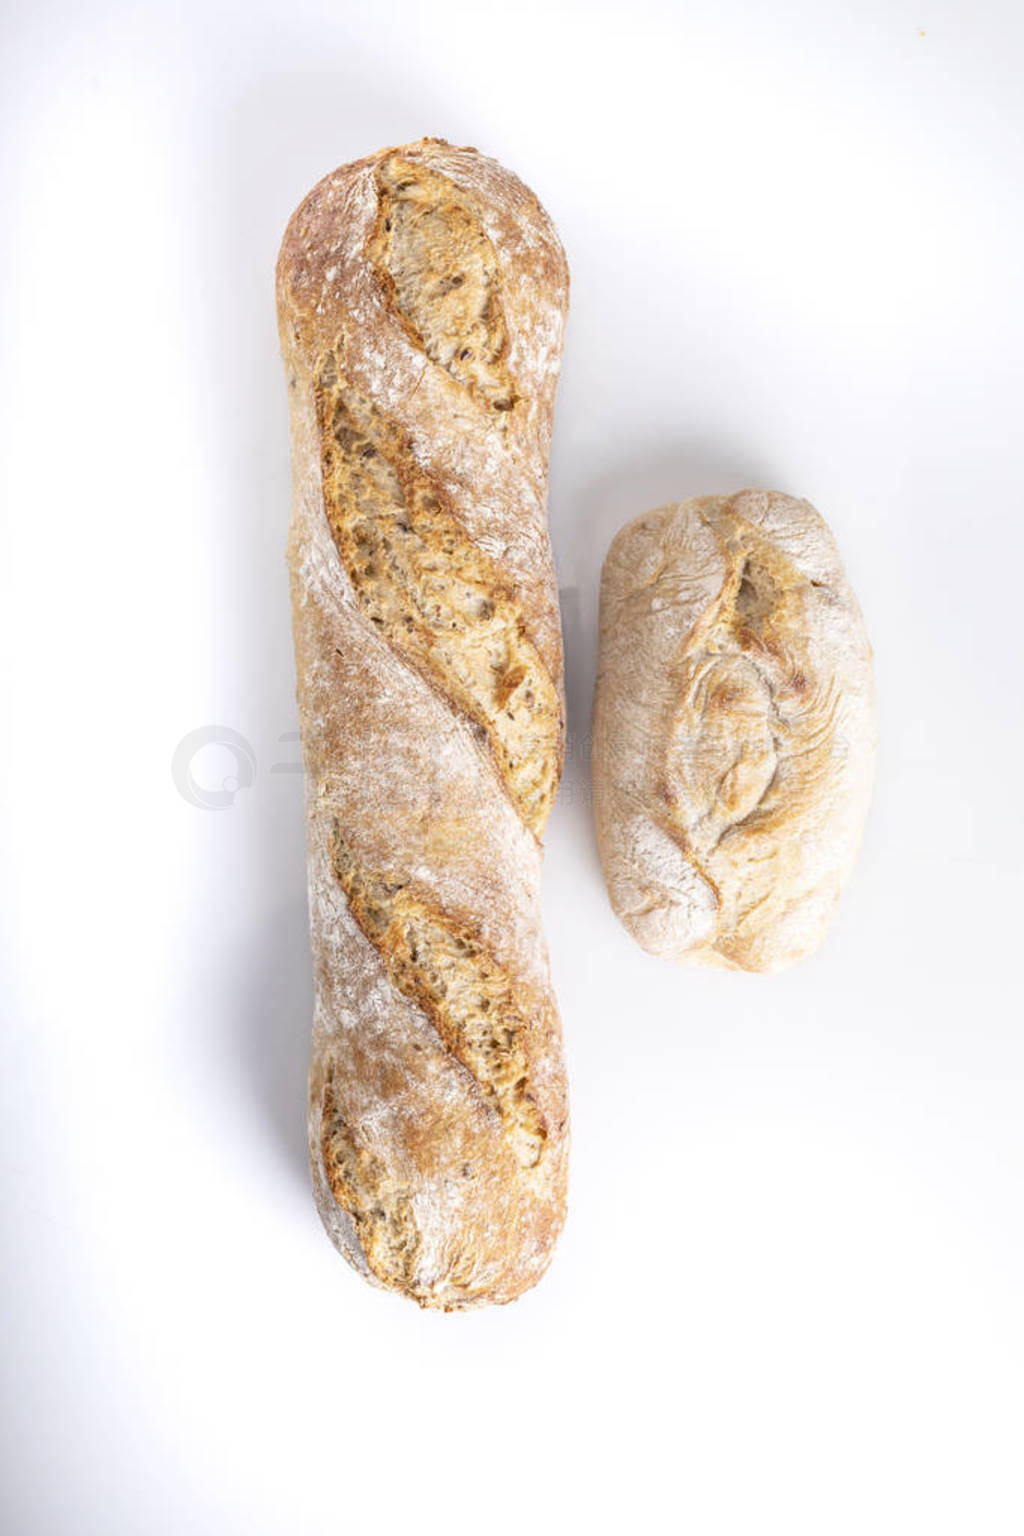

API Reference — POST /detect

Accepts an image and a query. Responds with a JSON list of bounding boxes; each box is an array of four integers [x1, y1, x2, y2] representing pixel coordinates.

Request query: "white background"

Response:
[[2, 1, 1022, 1531]]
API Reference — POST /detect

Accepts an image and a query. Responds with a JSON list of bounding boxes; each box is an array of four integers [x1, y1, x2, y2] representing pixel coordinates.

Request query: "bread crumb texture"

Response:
[[594, 492, 875, 972], [331, 824, 547, 1173], [369, 153, 518, 410], [663, 514, 841, 952], [314, 358, 561, 834], [320, 1078, 423, 1289]]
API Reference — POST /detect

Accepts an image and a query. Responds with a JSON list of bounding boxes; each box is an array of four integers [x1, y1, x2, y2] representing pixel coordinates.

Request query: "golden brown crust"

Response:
[[278, 140, 570, 1307], [328, 823, 552, 1172], [313, 364, 563, 832], [366, 152, 520, 410]]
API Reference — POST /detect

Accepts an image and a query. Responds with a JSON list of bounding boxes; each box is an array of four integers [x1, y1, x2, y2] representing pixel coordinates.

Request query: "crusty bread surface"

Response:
[[593, 491, 875, 973], [277, 139, 570, 1308]]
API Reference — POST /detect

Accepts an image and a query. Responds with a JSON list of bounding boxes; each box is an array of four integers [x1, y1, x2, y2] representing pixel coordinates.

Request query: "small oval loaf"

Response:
[[593, 491, 875, 973], [277, 140, 570, 1308]]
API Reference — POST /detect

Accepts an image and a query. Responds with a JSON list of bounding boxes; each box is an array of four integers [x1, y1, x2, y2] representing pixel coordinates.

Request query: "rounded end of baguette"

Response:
[[310, 1060, 568, 1311]]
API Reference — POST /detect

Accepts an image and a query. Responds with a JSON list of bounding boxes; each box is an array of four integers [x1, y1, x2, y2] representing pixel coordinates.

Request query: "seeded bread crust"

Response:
[[277, 140, 570, 1308], [593, 491, 875, 973]]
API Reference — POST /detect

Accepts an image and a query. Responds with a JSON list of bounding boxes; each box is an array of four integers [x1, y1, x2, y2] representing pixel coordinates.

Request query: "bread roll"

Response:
[[277, 140, 570, 1308], [593, 491, 875, 972]]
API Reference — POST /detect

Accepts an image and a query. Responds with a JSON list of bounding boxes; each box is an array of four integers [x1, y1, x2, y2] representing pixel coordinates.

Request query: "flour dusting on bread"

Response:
[[593, 491, 875, 973], [278, 139, 570, 1308]]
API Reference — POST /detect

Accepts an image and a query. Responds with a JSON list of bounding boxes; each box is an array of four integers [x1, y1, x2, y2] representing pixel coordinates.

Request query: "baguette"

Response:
[[592, 491, 875, 972], [276, 140, 570, 1308]]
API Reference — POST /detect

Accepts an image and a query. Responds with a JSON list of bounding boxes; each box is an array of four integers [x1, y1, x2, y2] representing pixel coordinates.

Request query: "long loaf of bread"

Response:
[[276, 140, 570, 1308]]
